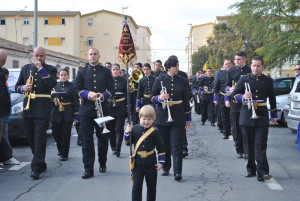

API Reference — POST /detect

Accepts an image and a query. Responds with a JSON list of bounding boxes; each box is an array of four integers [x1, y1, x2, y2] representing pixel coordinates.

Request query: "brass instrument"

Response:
[[128, 69, 143, 93], [95, 95, 110, 133], [226, 80, 236, 96], [160, 81, 174, 122], [24, 70, 33, 110], [53, 97, 65, 112], [244, 82, 258, 119]]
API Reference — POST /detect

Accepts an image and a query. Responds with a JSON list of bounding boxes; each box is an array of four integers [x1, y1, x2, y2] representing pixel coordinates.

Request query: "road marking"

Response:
[[8, 162, 31, 171], [265, 178, 284, 190]]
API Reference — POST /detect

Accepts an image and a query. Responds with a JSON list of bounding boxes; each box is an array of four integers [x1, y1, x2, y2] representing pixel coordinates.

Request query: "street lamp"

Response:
[[186, 36, 189, 74], [188, 23, 192, 74]]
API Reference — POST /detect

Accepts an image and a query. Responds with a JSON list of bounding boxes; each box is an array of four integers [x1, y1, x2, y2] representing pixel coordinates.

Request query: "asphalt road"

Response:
[[1, 113, 300, 201]]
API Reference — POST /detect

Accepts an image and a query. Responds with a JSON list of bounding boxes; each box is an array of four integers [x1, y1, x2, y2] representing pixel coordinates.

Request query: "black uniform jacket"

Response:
[[225, 65, 251, 113], [73, 64, 114, 117], [231, 74, 277, 127], [137, 75, 155, 106], [15, 63, 57, 118], [110, 76, 127, 117], [51, 81, 79, 123], [0, 67, 10, 117], [198, 76, 214, 101], [151, 74, 191, 126], [214, 70, 227, 98], [125, 125, 165, 166]]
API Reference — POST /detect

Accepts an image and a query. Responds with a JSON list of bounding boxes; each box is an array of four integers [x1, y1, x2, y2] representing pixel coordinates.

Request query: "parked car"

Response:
[[287, 78, 300, 132], [267, 77, 295, 126]]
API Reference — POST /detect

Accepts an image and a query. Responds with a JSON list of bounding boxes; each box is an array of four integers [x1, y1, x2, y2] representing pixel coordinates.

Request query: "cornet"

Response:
[[24, 70, 33, 110], [160, 81, 173, 122], [95, 95, 110, 133], [244, 82, 258, 119]]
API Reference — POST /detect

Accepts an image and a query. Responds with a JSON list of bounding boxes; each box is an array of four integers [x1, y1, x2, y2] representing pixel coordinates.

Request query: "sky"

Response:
[[0, 0, 241, 72]]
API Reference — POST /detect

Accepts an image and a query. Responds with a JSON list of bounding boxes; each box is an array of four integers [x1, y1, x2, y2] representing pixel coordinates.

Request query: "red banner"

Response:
[[118, 24, 136, 66]]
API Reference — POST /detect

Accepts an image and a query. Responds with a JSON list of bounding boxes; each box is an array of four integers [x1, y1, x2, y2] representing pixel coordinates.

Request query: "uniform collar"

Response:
[[166, 74, 177, 79], [87, 63, 100, 69], [60, 81, 68, 84], [250, 73, 262, 78]]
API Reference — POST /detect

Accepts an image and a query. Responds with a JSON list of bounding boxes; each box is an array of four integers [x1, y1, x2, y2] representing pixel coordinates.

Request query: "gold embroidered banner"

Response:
[[118, 24, 136, 66]]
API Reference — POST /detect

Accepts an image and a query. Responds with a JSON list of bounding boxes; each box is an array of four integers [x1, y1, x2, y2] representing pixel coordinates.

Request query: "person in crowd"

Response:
[[120, 69, 126, 78], [232, 56, 277, 181], [151, 56, 191, 181], [51, 68, 79, 161], [136, 63, 155, 112], [15, 47, 57, 179], [130, 63, 143, 125], [105, 62, 112, 70], [108, 63, 127, 157], [73, 48, 114, 179], [124, 105, 165, 201], [0, 67, 21, 166], [192, 71, 202, 115], [153, 60, 163, 78], [225, 51, 251, 159]]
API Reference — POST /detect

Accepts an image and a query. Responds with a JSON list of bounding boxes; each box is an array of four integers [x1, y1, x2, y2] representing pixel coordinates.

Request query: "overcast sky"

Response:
[[0, 0, 241, 72]]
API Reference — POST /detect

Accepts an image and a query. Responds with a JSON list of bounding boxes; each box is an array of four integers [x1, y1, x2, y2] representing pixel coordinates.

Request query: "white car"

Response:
[[287, 78, 300, 132]]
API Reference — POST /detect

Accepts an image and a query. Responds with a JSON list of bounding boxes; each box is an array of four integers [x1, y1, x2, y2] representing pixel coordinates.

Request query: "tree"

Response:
[[192, 46, 208, 75]]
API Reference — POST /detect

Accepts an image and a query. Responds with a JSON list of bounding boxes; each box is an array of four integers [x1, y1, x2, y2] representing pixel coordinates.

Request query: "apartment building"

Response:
[[136, 25, 152, 64]]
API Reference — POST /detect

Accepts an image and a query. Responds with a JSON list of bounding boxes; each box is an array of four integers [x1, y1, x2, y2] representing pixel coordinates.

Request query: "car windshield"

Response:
[[7, 71, 20, 92]]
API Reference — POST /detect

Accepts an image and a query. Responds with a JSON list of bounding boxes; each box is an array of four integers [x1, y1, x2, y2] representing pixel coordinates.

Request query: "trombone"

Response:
[[244, 82, 258, 119], [160, 81, 173, 122], [24, 70, 33, 110], [95, 94, 110, 133]]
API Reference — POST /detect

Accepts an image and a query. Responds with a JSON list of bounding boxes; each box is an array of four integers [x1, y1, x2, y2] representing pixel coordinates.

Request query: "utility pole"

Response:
[[188, 23, 193, 74], [33, 0, 38, 48]]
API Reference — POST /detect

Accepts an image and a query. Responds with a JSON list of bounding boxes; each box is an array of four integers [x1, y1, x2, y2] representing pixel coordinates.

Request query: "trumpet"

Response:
[[53, 97, 65, 112], [160, 81, 173, 122], [24, 70, 33, 110], [95, 95, 110, 133], [244, 82, 258, 119]]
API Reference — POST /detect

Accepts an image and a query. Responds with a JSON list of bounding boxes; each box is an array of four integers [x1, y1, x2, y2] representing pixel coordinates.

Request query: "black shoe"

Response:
[[245, 172, 256, 178], [182, 151, 188, 158], [161, 170, 169, 176], [82, 171, 94, 179], [60, 157, 68, 161], [222, 136, 229, 139], [115, 151, 120, 157], [99, 166, 106, 173], [77, 140, 82, 146], [244, 154, 248, 159], [112, 151, 116, 155], [41, 165, 47, 172], [201, 122, 205, 125], [174, 174, 182, 181], [211, 123, 215, 126], [257, 174, 272, 181], [237, 153, 244, 158], [57, 151, 61, 156], [30, 171, 40, 180]]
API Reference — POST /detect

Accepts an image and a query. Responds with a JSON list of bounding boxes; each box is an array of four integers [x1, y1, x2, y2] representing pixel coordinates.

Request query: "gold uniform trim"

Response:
[[115, 97, 125, 102], [137, 150, 155, 158], [143, 94, 151, 98], [242, 102, 267, 106]]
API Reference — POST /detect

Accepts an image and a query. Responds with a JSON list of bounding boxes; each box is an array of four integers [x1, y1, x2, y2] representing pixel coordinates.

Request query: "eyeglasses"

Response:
[[295, 69, 300, 71]]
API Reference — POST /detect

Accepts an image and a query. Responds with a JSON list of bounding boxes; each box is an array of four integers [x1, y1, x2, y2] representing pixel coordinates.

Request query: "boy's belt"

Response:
[[137, 150, 155, 158], [143, 94, 151, 98], [242, 102, 267, 106], [61, 102, 71, 106], [167, 100, 183, 106], [115, 97, 125, 102]]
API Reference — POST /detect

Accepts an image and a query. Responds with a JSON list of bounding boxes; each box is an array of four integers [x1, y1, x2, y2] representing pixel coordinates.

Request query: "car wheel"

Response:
[[280, 112, 287, 127]]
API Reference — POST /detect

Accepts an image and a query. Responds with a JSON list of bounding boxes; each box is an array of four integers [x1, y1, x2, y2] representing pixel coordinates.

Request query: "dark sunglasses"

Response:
[[295, 69, 300, 71]]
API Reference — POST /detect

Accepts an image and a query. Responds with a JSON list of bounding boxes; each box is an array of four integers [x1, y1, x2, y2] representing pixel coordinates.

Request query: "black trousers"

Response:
[[52, 120, 73, 158], [194, 95, 201, 114], [80, 115, 109, 172], [230, 112, 247, 154], [25, 117, 49, 172], [132, 164, 157, 201], [182, 129, 188, 152], [217, 102, 223, 130], [201, 98, 215, 124], [108, 115, 125, 152], [241, 126, 269, 176], [157, 125, 184, 175], [220, 99, 231, 136], [75, 122, 82, 143], [130, 92, 139, 125]]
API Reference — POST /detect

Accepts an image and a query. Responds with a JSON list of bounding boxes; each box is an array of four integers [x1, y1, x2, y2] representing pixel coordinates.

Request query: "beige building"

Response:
[[0, 38, 88, 80], [0, 11, 81, 57], [136, 25, 152, 64], [186, 22, 214, 73]]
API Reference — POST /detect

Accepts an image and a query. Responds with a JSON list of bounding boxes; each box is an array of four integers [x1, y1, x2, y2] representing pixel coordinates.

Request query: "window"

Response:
[[87, 37, 93, 46], [23, 37, 29, 46], [44, 37, 48, 45], [72, 68, 76, 80], [61, 17, 65, 25], [44, 17, 48, 25], [61, 37, 65, 46], [23, 17, 29, 25], [12, 60, 19, 68], [0, 18, 5, 25], [87, 18, 93, 27]]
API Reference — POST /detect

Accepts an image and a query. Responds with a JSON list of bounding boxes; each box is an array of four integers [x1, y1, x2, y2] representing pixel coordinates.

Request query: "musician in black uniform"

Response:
[[232, 56, 277, 181], [124, 105, 165, 201], [225, 51, 251, 159], [151, 56, 191, 181], [73, 48, 114, 179], [15, 47, 57, 179], [192, 71, 201, 115], [136, 63, 155, 112], [198, 68, 215, 126], [108, 63, 127, 157], [51, 68, 79, 161], [153, 60, 163, 78], [214, 59, 233, 139]]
